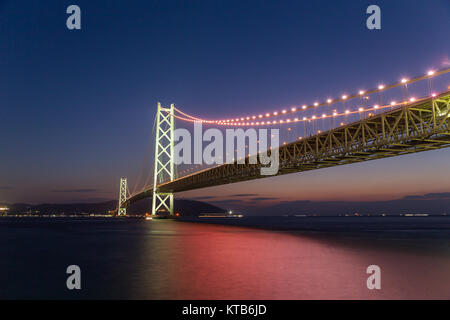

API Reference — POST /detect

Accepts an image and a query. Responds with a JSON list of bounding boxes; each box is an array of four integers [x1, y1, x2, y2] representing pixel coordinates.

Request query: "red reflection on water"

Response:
[[140, 221, 450, 299]]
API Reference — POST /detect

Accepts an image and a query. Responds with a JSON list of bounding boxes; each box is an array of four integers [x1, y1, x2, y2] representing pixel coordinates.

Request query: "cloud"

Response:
[[230, 193, 259, 197], [209, 199, 242, 204], [403, 192, 450, 200], [0, 186, 13, 190], [72, 197, 114, 203], [250, 197, 279, 201], [51, 189, 98, 193], [191, 196, 217, 200]]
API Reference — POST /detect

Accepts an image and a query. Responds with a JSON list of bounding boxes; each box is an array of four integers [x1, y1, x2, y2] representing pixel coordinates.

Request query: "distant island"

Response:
[[2, 193, 450, 218], [0, 199, 226, 217]]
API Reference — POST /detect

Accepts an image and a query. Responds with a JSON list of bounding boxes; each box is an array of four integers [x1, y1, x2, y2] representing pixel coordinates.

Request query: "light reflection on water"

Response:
[[2, 218, 450, 299]]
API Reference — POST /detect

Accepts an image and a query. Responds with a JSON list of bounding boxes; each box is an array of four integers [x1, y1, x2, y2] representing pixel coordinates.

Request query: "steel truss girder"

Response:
[[123, 91, 450, 206], [157, 91, 450, 193]]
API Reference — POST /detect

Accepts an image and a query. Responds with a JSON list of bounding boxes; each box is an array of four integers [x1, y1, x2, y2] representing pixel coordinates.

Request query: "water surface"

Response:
[[1, 217, 450, 299]]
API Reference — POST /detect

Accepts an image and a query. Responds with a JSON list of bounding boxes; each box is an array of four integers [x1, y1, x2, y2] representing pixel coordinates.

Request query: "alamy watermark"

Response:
[[66, 265, 81, 290], [366, 5, 381, 30], [66, 5, 81, 30], [366, 265, 381, 290]]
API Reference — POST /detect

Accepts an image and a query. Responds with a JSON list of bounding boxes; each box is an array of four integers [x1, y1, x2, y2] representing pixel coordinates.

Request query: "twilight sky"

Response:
[[1, 0, 449, 207]]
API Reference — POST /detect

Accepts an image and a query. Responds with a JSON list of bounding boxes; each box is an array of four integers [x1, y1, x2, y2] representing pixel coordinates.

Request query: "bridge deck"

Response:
[[124, 91, 450, 207]]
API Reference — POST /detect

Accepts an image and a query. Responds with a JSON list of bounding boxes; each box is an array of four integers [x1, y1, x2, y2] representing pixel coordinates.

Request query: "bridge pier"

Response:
[[152, 192, 174, 216]]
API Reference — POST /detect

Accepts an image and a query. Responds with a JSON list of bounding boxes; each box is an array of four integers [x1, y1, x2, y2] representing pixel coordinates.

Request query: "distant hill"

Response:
[[8, 201, 118, 215], [239, 197, 450, 216], [127, 198, 226, 216], [7, 199, 225, 217]]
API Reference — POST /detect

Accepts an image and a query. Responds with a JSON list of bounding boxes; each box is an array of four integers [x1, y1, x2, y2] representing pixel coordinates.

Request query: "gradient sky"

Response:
[[1, 0, 449, 207]]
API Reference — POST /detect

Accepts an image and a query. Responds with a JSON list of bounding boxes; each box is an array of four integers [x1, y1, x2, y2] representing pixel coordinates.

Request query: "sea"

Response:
[[1, 216, 449, 299]]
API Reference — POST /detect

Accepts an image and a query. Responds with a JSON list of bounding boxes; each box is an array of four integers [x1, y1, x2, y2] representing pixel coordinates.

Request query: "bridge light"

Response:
[[252, 116, 256, 119], [359, 90, 365, 95], [273, 111, 278, 115], [401, 78, 408, 84], [312, 115, 316, 119], [358, 107, 364, 112], [333, 112, 337, 116], [287, 119, 291, 123], [345, 110, 350, 114], [390, 101, 396, 106], [246, 117, 250, 120], [258, 114, 263, 118], [298, 136, 302, 140], [431, 93, 437, 97], [327, 98, 332, 103], [303, 117, 307, 120], [302, 105, 307, 109], [322, 114, 326, 118], [291, 107, 297, 112], [374, 104, 379, 109], [294, 118, 298, 121], [314, 102, 319, 107], [265, 113, 270, 117], [409, 97, 416, 102], [282, 110, 287, 114], [378, 85, 385, 90], [342, 95, 347, 100], [427, 70, 435, 76]]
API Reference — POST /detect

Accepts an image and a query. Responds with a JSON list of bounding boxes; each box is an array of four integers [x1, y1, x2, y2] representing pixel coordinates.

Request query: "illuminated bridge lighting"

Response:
[[172, 95, 438, 126], [170, 67, 450, 124]]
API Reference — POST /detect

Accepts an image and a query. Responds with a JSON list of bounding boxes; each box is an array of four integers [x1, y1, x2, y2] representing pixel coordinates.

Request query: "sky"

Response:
[[1, 0, 450, 209]]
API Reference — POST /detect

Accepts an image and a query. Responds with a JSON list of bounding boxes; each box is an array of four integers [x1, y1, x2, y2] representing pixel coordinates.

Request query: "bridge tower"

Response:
[[152, 102, 175, 216], [118, 177, 127, 216]]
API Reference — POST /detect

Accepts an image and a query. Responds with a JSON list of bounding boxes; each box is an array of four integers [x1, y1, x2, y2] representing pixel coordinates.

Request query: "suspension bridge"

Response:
[[116, 68, 450, 216]]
